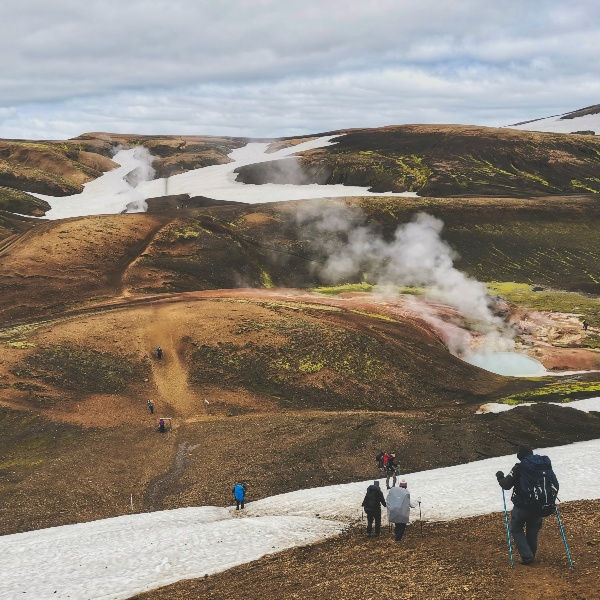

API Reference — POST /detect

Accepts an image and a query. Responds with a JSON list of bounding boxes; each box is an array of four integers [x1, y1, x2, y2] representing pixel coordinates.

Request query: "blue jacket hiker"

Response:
[[233, 482, 246, 510]]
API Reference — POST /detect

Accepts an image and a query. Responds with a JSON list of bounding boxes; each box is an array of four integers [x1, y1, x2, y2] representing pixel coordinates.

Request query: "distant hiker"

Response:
[[583, 320, 589, 331], [386, 452, 399, 489], [362, 480, 386, 537], [156, 346, 163, 359], [159, 418, 166, 433], [387, 480, 417, 542], [233, 482, 247, 510], [496, 444, 559, 565], [375, 451, 385, 470], [148, 400, 154, 414]]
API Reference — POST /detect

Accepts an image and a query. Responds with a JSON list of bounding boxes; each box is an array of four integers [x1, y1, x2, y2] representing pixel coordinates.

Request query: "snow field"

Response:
[[32, 136, 417, 220], [2, 436, 599, 599]]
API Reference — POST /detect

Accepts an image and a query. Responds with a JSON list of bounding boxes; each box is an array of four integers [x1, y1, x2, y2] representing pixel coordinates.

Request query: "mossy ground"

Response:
[[11, 345, 149, 395]]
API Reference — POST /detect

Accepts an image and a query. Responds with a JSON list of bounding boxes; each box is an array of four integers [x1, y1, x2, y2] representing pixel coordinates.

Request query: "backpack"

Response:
[[234, 484, 245, 501], [363, 488, 381, 511], [382, 453, 391, 468], [517, 454, 559, 517]]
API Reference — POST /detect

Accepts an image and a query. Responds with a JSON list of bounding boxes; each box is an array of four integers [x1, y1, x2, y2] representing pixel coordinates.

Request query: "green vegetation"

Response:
[[0, 408, 78, 475], [312, 282, 374, 295], [487, 282, 600, 333], [11, 345, 148, 394], [500, 381, 600, 404], [0, 186, 50, 216]]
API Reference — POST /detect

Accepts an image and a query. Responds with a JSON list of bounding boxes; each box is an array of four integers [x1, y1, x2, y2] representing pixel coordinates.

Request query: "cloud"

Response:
[[1, 0, 600, 138]]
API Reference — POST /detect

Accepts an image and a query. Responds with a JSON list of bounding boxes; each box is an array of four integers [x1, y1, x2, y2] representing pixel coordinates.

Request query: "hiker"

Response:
[[156, 346, 163, 359], [361, 480, 386, 537], [386, 452, 399, 489], [583, 320, 589, 331], [496, 444, 559, 565], [232, 482, 247, 510], [375, 451, 385, 470], [148, 400, 154, 414], [159, 418, 166, 433], [387, 479, 417, 542]]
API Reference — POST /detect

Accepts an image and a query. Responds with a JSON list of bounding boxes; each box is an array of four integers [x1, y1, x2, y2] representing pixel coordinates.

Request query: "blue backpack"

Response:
[[518, 454, 559, 517], [234, 484, 245, 501]]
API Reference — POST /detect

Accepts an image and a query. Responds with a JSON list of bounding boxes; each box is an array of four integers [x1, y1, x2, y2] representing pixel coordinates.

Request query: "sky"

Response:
[[2, 434, 597, 599], [1, 0, 600, 140]]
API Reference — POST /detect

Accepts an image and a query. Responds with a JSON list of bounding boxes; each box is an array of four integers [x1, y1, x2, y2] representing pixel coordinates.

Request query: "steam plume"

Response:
[[297, 201, 514, 354]]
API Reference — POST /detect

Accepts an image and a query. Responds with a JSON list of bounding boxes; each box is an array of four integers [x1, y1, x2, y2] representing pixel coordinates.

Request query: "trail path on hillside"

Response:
[[144, 303, 200, 418]]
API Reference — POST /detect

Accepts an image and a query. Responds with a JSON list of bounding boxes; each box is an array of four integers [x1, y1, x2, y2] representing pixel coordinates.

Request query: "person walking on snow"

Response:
[[496, 444, 557, 565], [233, 482, 246, 510], [362, 481, 386, 537], [385, 452, 399, 489], [148, 400, 154, 414], [387, 479, 417, 541]]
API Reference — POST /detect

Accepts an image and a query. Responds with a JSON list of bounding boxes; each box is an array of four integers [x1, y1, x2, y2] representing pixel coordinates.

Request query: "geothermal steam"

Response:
[[113, 145, 157, 213], [297, 202, 516, 357]]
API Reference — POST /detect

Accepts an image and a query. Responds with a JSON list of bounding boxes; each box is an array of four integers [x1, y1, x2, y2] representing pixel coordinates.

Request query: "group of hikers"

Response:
[[363, 444, 566, 567]]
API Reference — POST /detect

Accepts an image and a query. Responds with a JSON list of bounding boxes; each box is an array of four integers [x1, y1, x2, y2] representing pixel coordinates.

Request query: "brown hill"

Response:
[[235, 124, 600, 197], [0, 193, 598, 598]]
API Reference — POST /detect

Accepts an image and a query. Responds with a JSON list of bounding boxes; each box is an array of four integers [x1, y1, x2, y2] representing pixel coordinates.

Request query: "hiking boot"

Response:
[[521, 557, 534, 566]]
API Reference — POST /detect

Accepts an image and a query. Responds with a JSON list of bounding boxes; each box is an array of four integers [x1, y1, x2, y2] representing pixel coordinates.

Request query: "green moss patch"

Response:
[[500, 381, 600, 404], [11, 345, 148, 394]]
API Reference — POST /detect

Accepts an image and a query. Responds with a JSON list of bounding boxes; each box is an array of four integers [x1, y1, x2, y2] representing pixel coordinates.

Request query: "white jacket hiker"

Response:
[[387, 480, 417, 541]]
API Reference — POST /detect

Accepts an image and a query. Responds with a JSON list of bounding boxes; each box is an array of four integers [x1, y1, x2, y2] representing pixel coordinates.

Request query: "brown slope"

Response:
[[0, 214, 170, 322], [2, 290, 600, 535], [132, 500, 600, 600], [0, 139, 116, 196], [234, 124, 600, 197]]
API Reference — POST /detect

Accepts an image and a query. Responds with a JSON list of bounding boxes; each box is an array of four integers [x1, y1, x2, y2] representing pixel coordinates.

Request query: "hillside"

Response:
[[235, 125, 600, 196], [0, 123, 599, 599]]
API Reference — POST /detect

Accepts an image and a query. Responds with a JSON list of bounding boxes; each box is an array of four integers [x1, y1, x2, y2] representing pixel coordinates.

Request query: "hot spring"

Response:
[[464, 352, 546, 377]]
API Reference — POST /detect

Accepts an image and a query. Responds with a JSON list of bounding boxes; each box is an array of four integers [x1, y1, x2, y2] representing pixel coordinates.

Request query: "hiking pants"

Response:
[[394, 523, 407, 541], [511, 506, 543, 561], [236, 500, 245, 510], [365, 510, 382, 535], [386, 471, 397, 488]]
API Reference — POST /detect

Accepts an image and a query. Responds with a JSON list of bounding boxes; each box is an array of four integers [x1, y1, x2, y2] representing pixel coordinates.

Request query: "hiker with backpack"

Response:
[[496, 444, 559, 565], [232, 482, 247, 510], [361, 481, 386, 537], [156, 346, 163, 359], [387, 479, 417, 542], [385, 452, 399, 489], [148, 400, 154, 414]]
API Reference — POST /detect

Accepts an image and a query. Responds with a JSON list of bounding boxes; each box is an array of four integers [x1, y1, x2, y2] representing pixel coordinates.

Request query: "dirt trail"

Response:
[[144, 303, 201, 418]]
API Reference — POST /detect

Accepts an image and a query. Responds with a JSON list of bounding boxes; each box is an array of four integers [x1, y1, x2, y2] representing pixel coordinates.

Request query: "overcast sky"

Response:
[[1, 0, 599, 140]]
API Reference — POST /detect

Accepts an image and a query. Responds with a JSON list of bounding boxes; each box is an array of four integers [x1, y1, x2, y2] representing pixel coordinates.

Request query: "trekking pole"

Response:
[[419, 501, 423, 538], [555, 506, 574, 568], [501, 489, 514, 567]]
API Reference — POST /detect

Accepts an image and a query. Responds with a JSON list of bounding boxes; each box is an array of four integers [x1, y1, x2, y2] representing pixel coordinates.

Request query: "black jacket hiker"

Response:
[[362, 481, 387, 536], [496, 444, 557, 565]]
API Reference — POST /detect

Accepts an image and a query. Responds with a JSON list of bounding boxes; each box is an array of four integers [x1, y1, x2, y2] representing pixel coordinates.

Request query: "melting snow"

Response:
[[2, 437, 600, 599], [33, 136, 417, 220]]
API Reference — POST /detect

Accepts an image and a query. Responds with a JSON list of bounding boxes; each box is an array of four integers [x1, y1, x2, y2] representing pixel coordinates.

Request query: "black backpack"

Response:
[[517, 454, 559, 517], [363, 488, 381, 511]]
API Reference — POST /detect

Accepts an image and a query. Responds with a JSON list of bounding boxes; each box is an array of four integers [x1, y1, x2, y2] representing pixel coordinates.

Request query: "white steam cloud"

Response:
[[297, 202, 515, 355], [111, 145, 157, 213]]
